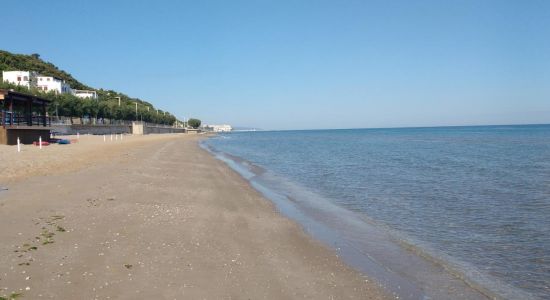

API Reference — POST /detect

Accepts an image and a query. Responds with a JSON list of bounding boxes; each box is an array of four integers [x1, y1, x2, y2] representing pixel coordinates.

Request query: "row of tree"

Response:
[[0, 51, 203, 127], [0, 81, 179, 125], [49, 92, 178, 125]]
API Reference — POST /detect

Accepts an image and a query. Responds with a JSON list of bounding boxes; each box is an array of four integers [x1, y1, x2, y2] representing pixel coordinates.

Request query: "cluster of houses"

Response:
[[2, 70, 98, 100], [203, 124, 233, 132]]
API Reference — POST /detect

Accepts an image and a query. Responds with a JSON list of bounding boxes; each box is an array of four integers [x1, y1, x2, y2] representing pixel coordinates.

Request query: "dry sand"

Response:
[[0, 134, 388, 299], [0, 134, 181, 182]]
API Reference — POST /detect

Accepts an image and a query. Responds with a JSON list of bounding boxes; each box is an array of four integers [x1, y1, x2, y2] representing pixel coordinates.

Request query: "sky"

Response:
[[2, 0, 549, 130]]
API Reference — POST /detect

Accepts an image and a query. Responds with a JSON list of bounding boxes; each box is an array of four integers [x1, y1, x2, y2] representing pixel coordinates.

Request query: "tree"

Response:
[[188, 118, 201, 129], [0, 50, 182, 124], [98, 101, 110, 122]]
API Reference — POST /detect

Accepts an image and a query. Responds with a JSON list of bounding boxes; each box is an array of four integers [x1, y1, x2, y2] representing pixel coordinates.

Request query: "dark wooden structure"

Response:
[[0, 89, 52, 145]]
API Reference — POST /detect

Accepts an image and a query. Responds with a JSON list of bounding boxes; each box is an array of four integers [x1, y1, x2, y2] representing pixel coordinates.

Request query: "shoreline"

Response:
[[202, 138, 524, 300], [0, 135, 388, 299]]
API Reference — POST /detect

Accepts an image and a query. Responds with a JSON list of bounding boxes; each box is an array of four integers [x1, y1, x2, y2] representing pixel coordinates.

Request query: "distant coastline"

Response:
[[248, 123, 550, 133]]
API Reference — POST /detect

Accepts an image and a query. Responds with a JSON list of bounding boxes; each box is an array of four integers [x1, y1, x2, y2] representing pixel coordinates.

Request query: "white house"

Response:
[[4, 70, 100, 99], [72, 89, 98, 99], [36, 76, 72, 94], [2, 71, 38, 88], [205, 124, 233, 132]]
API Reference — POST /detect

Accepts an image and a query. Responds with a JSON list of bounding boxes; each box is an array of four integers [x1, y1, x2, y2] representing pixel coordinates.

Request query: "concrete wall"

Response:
[[52, 124, 131, 135], [132, 122, 144, 135], [52, 124, 184, 136], [186, 129, 201, 134], [131, 122, 185, 135], [0, 128, 50, 145], [144, 125, 186, 134], [0, 128, 6, 144]]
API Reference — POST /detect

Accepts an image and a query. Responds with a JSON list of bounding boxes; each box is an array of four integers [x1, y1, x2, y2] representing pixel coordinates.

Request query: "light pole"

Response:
[[114, 97, 121, 106], [135, 102, 138, 121]]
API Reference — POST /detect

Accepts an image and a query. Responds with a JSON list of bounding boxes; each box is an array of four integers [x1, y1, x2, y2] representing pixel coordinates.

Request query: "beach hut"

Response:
[[0, 89, 51, 145]]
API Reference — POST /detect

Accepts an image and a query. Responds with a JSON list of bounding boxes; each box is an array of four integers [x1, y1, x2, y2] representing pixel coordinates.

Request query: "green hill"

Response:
[[0, 50, 179, 125], [0, 50, 89, 90]]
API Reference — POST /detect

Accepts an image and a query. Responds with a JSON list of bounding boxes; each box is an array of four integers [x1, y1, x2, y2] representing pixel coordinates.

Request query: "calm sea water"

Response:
[[203, 125, 550, 299]]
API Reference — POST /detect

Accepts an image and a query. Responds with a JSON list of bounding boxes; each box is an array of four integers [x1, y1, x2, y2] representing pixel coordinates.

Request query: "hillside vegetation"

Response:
[[0, 50, 178, 125], [0, 50, 89, 90]]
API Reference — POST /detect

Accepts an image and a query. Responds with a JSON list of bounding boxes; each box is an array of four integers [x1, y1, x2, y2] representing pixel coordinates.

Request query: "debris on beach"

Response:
[[32, 141, 50, 147], [0, 292, 23, 300], [57, 139, 71, 145]]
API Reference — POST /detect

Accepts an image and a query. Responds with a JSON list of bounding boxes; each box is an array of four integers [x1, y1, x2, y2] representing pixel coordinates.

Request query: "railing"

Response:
[[1, 110, 51, 127], [50, 116, 135, 126], [31, 115, 51, 126], [1, 113, 177, 129], [1, 110, 14, 126], [142, 122, 181, 129], [50, 117, 177, 128]]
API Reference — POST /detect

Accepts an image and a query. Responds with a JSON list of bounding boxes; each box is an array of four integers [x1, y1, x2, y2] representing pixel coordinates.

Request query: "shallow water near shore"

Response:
[[202, 125, 550, 300]]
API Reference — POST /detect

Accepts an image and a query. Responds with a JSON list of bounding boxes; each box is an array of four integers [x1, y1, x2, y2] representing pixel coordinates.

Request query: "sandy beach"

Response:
[[0, 134, 388, 299]]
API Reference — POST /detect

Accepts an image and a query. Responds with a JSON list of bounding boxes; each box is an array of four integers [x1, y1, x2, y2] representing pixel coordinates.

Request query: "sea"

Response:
[[201, 124, 550, 300]]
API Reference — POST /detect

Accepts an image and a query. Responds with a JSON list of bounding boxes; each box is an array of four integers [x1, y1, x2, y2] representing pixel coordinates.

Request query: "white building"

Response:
[[205, 124, 233, 132], [4, 70, 99, 99], [72, 89, 98, 99], [36, 76, 72, 94], [2, 71, 38, 88]]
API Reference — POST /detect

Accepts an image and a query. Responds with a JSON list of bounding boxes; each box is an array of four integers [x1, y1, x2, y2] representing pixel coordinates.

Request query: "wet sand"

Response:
[[0, 135, 388, 299]]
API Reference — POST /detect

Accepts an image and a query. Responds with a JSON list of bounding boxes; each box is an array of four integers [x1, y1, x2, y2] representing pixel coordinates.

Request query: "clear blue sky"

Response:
[[2, 0, 549, 130]]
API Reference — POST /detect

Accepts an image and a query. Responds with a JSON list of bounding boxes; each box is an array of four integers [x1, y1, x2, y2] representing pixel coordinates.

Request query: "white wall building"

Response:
[[205, 124, 233, 132], [36, 76, 72, 94], [72, 89, 98, 99], [2, 71, 38, 88], [4, 70, 99, 99]]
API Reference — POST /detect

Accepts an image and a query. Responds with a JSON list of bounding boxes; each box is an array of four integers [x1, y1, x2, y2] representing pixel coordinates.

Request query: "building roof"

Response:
[[0, 89, 51, 104]]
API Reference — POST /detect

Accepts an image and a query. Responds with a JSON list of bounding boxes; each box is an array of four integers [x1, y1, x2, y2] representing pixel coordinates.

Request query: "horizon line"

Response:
[[233, 122, 550, 132]]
